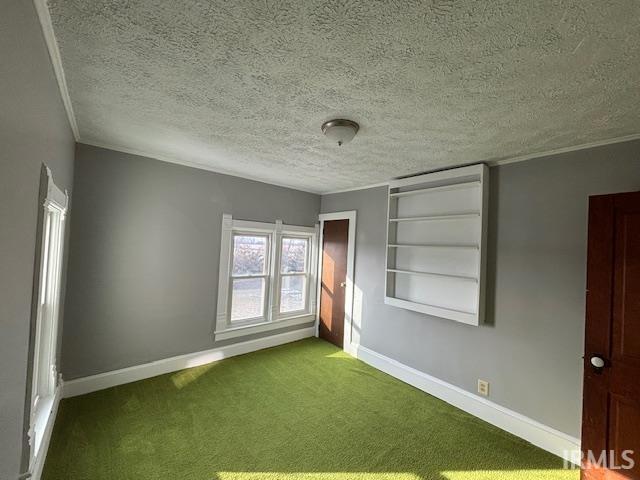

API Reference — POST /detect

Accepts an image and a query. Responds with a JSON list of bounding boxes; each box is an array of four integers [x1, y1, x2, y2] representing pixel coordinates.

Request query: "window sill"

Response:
[[214, 313, 315, 341]]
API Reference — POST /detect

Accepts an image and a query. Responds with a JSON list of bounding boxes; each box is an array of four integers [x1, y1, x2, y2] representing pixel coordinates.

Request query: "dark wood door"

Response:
[[319, 219, 349, 348], [582, 191, 640, 480]]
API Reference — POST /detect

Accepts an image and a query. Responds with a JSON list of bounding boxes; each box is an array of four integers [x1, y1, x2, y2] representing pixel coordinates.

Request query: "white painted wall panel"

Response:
[[394, 247, 479, 278], [394, 274, 478, 313]]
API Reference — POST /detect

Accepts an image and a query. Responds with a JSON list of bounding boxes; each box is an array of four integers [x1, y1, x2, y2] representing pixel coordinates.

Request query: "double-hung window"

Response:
[[29, 167, 68, 470], [215, 214, 318, 340], [230, 233, 270, 324], [279, 235, 310, 315]]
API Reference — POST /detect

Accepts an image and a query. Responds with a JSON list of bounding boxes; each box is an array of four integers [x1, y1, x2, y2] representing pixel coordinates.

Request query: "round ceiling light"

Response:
[[321, 119, 359, 146]]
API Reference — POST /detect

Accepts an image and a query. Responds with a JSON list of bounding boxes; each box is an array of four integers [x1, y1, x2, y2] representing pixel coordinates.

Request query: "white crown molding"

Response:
[[80, 140, 324, 194], [33, 0, 80, 141], [354, 344, 581, 464], [487, 132, 640, 167], [63, 327, 315, 398], [323, 133, 640, 195], [85, 132, 640, 196], [323, 181, 391, 195], [32, 0, 639, 196]]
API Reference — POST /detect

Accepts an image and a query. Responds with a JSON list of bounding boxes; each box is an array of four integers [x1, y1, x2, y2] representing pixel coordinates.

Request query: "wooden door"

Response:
[[319, 219, 349, 348], [582, 191, 640, 480]]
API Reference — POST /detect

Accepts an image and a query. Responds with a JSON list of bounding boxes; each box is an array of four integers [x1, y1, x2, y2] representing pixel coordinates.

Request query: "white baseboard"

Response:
[[63, 327, 315, 398], [60, 332, 579, 464], [27, 381, 63, 480], [354, 344, 581, 463]]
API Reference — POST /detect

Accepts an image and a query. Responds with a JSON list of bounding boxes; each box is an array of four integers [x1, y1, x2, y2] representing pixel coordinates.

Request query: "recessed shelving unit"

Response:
[[384, 164, 489, 326]]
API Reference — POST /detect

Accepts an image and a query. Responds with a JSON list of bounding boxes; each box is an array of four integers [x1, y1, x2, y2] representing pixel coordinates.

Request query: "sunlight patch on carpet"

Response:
[[170, 362, 216, 389], [441, 469, 577, 480], [43, 339, 579, 480], [214, 473, 422, 480]]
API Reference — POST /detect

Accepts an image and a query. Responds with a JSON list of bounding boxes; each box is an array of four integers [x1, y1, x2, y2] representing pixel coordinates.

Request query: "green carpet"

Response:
[[43, 338, 578, 480]]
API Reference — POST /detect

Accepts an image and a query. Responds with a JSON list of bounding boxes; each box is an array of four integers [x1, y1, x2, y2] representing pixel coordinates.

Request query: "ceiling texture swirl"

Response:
[[47, 0, 640, 192]]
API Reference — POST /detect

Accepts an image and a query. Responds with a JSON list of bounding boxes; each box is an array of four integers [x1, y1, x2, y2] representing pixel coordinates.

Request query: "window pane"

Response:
[[233, 235, 267, 275], [280, 275, 306, 313], [231, 278, 265, 321], [281, 237, 308, 273]]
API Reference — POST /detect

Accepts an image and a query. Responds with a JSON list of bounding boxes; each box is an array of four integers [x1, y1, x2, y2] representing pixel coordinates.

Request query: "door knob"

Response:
[[340, 282, 346, 288], [590, 355, 606, 372]]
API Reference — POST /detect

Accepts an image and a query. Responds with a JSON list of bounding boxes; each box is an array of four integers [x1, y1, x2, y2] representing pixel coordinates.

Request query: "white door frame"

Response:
[[316, 211, 357, 355]]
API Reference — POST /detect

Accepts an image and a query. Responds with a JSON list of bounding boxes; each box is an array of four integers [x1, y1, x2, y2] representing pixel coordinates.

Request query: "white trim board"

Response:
[[354, 344, 581, 464], [81, 141, 324, 194], [24, 382, 63, 480], [317, 211, 357, 354], [33, 0, 640, 196], [324, 181, 391, 195], [214, 315, 315, 341], [488, 132, 640, 167], [33, 0, 80, 140], [63, 327, 315, 398], [323, 133, 640, 195], [80, 133, 640, 197]]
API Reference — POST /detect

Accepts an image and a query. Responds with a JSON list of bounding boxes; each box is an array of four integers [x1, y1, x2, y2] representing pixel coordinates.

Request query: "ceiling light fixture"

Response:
[[321, 119, 359, 146]]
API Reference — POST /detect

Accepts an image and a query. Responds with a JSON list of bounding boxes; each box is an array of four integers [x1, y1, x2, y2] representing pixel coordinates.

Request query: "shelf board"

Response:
[[387, 243, 479, 250], [389, 212, 480, 222], [390, 181, 480, 198], [387, 268, 478, 282], [384, 296, 477, 323]]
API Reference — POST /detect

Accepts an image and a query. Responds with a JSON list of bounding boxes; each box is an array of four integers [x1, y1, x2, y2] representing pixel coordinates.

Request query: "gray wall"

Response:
[[62, 144, 320, 379], [0, 1, 76, 478], [321, 140, 640, 438]]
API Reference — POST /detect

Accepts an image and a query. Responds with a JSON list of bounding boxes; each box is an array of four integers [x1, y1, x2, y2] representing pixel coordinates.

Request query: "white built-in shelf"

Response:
[[389, 181, 481, 198], [389, 212, 480, 222], [386, 268, 478, 282], [387, 243, 479, 250], [385, 164, 489, 326], [385, 296, 475, 318]]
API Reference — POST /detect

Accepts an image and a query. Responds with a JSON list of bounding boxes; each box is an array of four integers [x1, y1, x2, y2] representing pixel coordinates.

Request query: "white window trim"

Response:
[[29, 166, 68, 470], [214, 214, 318, 341]]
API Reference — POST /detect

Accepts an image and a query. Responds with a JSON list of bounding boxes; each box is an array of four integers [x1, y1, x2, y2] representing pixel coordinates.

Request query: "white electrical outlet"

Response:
[[478, 379, 489, 396]]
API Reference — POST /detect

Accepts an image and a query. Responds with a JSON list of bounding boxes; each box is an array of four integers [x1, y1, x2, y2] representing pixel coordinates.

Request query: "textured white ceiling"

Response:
[[48, 0, 640, 193]]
